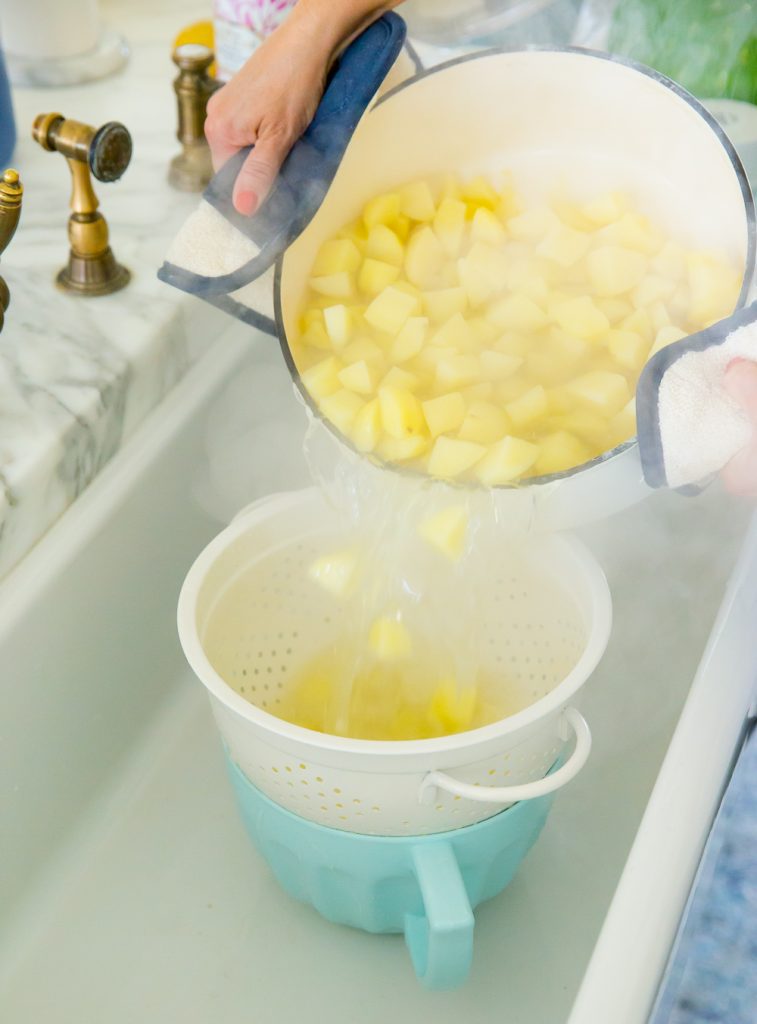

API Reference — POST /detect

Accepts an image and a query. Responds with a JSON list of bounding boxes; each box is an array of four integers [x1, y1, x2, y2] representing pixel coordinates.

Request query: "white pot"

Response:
[[270, 47, 755, 530], [178, 488, 612, 836]]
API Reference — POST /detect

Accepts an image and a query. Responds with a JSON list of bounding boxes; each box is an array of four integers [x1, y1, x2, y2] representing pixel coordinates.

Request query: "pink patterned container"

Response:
[[213, 0, 298, 79]]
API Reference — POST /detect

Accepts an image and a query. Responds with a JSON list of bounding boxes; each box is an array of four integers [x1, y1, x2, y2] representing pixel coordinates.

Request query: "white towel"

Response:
[[637, 302, 757, 489]]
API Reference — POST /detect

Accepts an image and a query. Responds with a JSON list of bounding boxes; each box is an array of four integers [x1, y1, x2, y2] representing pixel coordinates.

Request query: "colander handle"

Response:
[[418, 708, 591, 806], [404, 843, 474, 990]]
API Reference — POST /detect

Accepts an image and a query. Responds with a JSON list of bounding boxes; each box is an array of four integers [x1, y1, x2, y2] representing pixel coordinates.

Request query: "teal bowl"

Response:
[[226, 753, 555, 990]]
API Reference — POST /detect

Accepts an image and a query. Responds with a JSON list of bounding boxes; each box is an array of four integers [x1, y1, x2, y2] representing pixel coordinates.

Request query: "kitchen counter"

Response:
[[0, 0, 215, 578]]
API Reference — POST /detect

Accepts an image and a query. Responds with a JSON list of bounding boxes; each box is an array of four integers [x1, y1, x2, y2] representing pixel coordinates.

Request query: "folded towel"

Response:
[[638, 301, 757, 489], [158, 13, 407, 334]]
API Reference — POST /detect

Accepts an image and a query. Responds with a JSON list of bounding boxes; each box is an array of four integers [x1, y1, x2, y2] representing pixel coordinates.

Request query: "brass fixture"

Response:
[[32, 112, 132, 296], [168, 44, 220, 192], [0, 169, 22, 332]]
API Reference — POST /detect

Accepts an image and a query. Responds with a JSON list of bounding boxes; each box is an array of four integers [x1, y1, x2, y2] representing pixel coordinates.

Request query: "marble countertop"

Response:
[[0, 0, 217, 579]]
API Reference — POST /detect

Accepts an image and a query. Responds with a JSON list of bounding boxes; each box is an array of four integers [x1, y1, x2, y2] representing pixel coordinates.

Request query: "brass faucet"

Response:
[[0, 169, 22, 332], [168, 44, 220, 192], [32, 113, 132, 296]]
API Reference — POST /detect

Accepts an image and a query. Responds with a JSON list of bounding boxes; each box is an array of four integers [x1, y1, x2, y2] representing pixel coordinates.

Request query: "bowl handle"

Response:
[[418, 707, 591, 806], [404, 843, 474, 990]]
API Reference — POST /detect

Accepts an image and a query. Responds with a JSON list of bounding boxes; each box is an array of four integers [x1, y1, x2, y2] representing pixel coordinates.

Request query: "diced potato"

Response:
[[632, 274, 675, 307], [606, 328, 650, 371], [537, 224, 591, 267], [400, 180, 436, 221], [458, 401, 510, 444], [597, 212, 663, 254], [427, 436, 486, 478], [391, 317, 427, 363], [687, 251, 741, 326], [596, 297, 633, 324], [649, 300, 671, 333], [462, 382, 495, 403], [364, 286, 418, 334], [495, 332, 531, 358], [495, 183, 521, 223], [369, 616, 412, 660], [311, 238, 362, 276], [534, 430, 592, 475], [468, 317, 501, 347], [436, 353, 480, 389], [301, 319, 331, 350], [480, 349, 523, 379], [422, 392, 466, 437], [475, 436, 540, 485], [405, 225, 445, 288], [508, 207, 559, 242], [394, 215, 411, 242], [457, 255, 496, 308], [471, 207, 506, 245], [378, 386, 426, 439], [620, 307, 654, 343], [487, 293, 548, 332], [430, 312, 472, 350], [566, 371, 630, 417], [439, 262, 460, 288], [363, 192, 401, 230], [608, 398, 637, 446], [415, 344, 455, 373], [433, 197, 467, 258], [424, 287, 468, 323], [365, 224, 404, 266], [525, 351, 568, 388], [586, 246, 647, 296], [651, 240, 687, 280], [382, 366, 420, 391], [308, 549, 358, 597], [582, 191, 629, 226], [419, 505, 469, 560], [466, 241, 510, 287], [338, 359, 376, 394], [310, 272, 355, 299], [319, 389, 365, 433], [342, 337, 384, 365], [430, 679, 477, 731], [323, 304, 352, 347], [359, 258, 400, 296], [649, 324, 687, 357], [437, 173, 462, 201], [462, 174, 498, 208], [550, 327, 590, 362], [301, 356, 342, 400], [557, 409, 609, 448], [378, 434, 430, 462], [351, 398, 382, 452], [506, 384, 549, 429], [552, 296, 610, 340]]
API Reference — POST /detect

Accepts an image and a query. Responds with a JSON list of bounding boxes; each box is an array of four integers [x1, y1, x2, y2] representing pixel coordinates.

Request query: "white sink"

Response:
[[1, 317, 756, 1023]]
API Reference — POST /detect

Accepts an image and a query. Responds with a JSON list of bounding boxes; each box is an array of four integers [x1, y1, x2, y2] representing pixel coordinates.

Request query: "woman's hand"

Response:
[[721, 359, 757, 497], [204, 0, 394, 216]]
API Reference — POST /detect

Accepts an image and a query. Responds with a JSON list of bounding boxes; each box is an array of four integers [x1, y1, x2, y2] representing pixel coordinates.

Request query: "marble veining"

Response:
[[0, 0, 213, 578]]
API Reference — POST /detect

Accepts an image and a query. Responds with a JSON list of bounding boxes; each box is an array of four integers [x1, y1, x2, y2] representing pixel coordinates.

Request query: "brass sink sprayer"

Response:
[[0, 168, 23, 332], [32, 113, 132, 296]]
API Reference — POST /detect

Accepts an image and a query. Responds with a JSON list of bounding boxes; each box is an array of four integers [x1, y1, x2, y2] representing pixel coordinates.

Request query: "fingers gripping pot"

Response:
[[178, 488, 611, 838], [160, 34, 755, 531]]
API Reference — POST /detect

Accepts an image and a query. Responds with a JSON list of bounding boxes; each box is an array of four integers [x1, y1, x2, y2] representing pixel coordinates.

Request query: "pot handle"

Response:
[[404, 843, 474, 990], [418, 707, 591, 807]]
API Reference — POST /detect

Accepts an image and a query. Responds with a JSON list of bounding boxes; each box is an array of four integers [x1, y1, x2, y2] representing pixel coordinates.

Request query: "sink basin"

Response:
[[1, 318, 756, 1023]]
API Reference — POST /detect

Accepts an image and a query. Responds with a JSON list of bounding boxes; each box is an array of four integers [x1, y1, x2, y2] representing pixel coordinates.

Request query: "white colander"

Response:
[[178, 488, 612, 836]]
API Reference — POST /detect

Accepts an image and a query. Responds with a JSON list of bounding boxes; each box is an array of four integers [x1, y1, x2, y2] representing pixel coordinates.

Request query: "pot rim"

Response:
[[273, 44, 756, 490]]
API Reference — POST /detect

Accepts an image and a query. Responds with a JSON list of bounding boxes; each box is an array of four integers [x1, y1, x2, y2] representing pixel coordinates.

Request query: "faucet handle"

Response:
[[0, 169, 22, 327], [168, 43, 220, 192]]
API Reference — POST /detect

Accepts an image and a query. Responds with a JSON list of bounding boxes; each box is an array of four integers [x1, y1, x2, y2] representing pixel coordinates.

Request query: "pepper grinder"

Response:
[[169, 44, 220, 192], [32, 112, 131, 296]]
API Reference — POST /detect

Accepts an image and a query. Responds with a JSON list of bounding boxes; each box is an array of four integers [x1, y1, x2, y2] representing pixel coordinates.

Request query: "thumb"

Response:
[[232, 133, 289, 216], [723, 359, 757, 426]]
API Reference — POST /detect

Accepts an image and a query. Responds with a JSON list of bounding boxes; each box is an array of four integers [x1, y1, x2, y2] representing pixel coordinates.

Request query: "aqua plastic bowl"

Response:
[[226, 753, 555, 990]]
